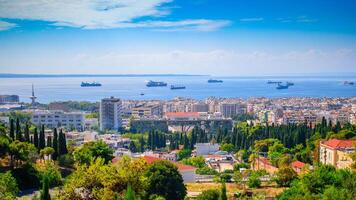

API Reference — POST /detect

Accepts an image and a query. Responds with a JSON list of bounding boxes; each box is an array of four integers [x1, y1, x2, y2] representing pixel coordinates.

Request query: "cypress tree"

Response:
[[219, 182, 227, 200], [15, 118, 22, 141], [9, 118, 15, 140], [52, 128, 58, 160], [24, 123, 30, 142], [47, 136, 52, 147], [39, 125, 46, 149], [40, 176, 51, 200], [58, 129, 68, 155], [33, 127, 39, 148]]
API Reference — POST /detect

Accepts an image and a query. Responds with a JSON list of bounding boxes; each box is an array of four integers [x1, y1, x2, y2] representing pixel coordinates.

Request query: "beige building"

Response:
[[320, 139, 355, 169]]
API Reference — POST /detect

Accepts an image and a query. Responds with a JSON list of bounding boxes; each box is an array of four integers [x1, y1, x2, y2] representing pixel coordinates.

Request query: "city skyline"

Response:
[[0, 0, 356, 75]]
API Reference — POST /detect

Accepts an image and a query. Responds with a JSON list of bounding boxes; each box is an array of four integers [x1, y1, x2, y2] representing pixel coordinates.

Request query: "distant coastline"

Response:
[[0, 73, 208, 78]]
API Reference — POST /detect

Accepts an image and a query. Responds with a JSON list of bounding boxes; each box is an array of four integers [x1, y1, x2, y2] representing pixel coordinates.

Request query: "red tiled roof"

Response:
[[291, 160, 306, 169], [166, 112, 200, 118], [143, 156, 196, 172], [322, 139, 356, 149]]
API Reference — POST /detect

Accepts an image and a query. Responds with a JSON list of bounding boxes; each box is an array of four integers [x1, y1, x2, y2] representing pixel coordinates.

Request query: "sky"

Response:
[[0, 0, 356, 76]]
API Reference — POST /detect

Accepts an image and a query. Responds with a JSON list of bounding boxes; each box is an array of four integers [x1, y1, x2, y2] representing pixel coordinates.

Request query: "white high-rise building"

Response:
[[31, 110, 85, 130], [100, 97, 122, 131]]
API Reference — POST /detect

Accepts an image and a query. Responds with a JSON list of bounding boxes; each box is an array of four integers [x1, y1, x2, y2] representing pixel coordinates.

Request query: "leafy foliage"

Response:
[[145, 160, 187, 200], [0, 172, 19, 200]]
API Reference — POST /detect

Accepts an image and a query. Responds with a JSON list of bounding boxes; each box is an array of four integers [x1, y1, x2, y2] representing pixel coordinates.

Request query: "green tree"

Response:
[[9, 140, 37, 168], [9, 118, 15, 140], [220, 143, 235, 153], [177, 149, 191, 160], [40, 147, 55, 161], [58, 129, 67, 155], [15, 118, 22, 141], [73, 140, 113, 165], [24, 123, 30, 142], [274, 167, 298, 187], [248, 172, 261, 188], [219, 182, 228, 200], [0, 134, 10, 158], [124, 185, 136, 200], [0, 172, 19, 200], [146, 160, 187, 200], [39, 125, 46, 150], [52, 128, 58, 160], [33, 127, 39, 149], [40, 176, 51, 200], [196, 189, 220, 200], [180, 156, 205, 168]]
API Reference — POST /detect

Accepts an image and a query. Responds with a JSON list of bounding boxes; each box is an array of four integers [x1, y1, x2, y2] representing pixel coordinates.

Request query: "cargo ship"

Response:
[[267, 80, 282, 84], [81, 82, 102, 87], [276, 83, 289, 90], [343, 81, 354, 85], [286, 82, 294, 86], [146, 80, 168, 87], [208, 79, 223, 83], [170, 85, 186, 90]]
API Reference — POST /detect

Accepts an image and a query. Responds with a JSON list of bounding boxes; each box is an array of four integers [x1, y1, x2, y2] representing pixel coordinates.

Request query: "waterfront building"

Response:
[[100, 97, 122, 131], [31, 110, 85, 130], [0, 95, 19, 104]]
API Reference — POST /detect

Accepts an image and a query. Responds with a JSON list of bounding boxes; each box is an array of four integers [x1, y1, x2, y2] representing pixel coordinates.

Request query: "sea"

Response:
[[0, 75, 355, 103]]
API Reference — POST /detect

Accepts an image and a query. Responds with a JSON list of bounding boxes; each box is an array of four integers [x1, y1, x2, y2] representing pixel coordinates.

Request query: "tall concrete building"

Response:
[[100, 97, 122, 131], [219, 103, 246, 118]]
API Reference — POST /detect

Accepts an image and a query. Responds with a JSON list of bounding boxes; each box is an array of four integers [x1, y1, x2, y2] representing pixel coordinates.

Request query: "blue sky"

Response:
[[0, 0, 355, 75]]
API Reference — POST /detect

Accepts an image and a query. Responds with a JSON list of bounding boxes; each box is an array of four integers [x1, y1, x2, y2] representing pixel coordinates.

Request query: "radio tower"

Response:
[[30, 84, 37, 106]]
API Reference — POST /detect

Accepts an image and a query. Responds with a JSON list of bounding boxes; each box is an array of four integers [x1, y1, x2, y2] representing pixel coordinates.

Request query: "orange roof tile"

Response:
[[291, 160, 306, 169], [322, 139, 356, 149]]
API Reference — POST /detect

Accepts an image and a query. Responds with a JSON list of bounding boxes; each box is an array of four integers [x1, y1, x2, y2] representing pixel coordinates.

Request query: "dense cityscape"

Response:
[[0, 89, 355, 199], [1, 0, 356, 200]]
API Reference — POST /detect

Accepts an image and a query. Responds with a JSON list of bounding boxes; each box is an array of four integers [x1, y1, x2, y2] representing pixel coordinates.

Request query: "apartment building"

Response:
[[31, 110, 85, 130], [100, 97, 122, 131]]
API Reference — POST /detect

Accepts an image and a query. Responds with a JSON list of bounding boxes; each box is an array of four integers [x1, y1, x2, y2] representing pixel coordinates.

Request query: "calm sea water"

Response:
[[0, 76, 355, 103]]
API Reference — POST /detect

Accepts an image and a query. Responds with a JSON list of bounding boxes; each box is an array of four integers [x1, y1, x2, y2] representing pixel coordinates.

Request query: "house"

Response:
[[251, 157, 278, 174], [143, 156, 196, 183], [320, 139, 356, 169], [291, 160, 306, 174]]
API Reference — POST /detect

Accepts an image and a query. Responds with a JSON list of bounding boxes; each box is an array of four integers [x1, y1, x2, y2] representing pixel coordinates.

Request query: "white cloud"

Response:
[[240, 17, 264, 22], [0, 0, 230, 31], [0, 20, 16, 31]]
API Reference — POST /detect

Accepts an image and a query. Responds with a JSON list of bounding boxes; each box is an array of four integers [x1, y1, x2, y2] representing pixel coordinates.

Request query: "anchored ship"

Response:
[[81, 82, 102, 87], [146, 80, 168, 87], [343, 81, 354, 85], [170, 85, 186, 90], [276, 83, 289, 90], [208, 79, 223, 83], [286, 82, 294, 86], [267, 80, 282, 84]]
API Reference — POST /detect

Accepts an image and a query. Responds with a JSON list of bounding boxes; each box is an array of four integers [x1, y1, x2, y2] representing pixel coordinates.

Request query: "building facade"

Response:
[[100, 97, 122, 131], [31, 110, 85, 130], [0, 95, 19, 104], [320, 139, 355, 169]]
